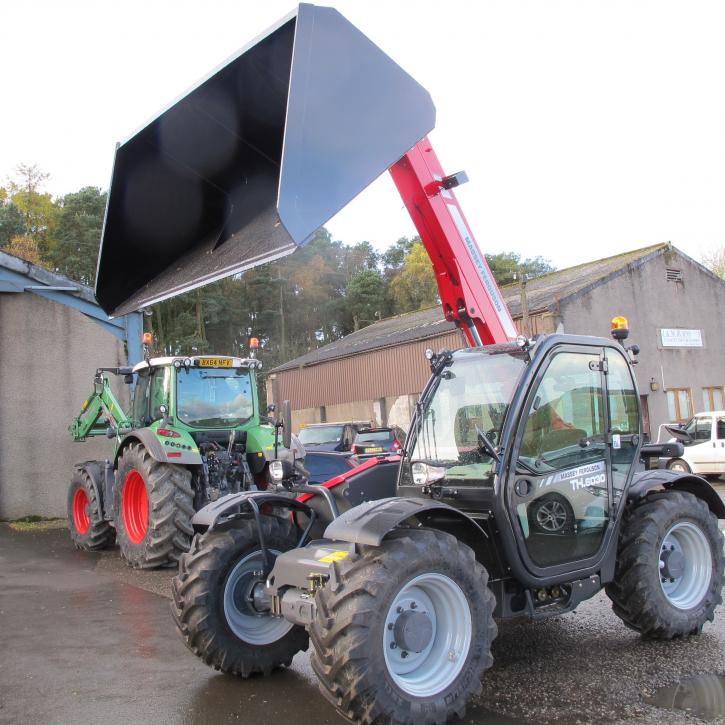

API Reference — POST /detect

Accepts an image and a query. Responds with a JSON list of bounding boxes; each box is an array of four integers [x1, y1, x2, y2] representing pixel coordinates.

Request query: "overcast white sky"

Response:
[[2, 0, 723, 270]]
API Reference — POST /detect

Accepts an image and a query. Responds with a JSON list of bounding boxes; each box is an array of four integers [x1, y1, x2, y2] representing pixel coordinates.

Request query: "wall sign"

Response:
[[660, 328, 703, 347]]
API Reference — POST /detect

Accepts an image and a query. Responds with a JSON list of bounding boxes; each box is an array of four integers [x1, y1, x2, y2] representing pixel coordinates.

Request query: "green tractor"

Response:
[[67, 339, 302, 568]]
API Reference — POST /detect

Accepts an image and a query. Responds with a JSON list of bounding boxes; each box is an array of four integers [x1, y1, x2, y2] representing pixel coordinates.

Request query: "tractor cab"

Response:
[[130, 355, 261, 431]]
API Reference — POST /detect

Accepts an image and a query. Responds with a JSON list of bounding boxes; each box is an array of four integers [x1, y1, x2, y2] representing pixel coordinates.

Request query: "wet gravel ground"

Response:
[[1, 484, 723, 725]]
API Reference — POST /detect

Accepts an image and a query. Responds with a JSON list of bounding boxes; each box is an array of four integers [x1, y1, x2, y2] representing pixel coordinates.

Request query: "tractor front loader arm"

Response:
[[70, 370, 133, 442]]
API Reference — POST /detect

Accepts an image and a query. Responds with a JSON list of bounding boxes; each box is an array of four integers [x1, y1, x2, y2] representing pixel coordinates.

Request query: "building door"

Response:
[[639, 395, 651, 442]]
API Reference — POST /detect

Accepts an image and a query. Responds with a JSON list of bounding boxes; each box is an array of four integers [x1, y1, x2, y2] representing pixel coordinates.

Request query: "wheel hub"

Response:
[[660, 548, 686, 580], [659, 521, 713, 610], [382, 573, 472, 697], [393, 609, 434, 653], [72, 488, 91, 535], [223, 550, 294, 644]]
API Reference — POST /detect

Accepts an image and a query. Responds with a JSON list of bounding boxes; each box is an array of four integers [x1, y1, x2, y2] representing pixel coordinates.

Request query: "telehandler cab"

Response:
[[93, 4, 724, 723]]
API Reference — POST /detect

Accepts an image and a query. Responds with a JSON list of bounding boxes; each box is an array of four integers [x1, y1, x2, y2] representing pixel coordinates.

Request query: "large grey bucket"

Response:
[[96, 3, 435, 316]]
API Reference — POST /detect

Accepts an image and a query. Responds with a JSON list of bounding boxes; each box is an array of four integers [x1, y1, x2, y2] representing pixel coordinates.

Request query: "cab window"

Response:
[[519, 352, 605, 473], [150, 367, 170, 422], [132, 372, 151, 426]]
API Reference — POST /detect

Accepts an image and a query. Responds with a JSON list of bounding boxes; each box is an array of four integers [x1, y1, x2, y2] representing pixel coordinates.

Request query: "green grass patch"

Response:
[[5, 517, 67, 532]]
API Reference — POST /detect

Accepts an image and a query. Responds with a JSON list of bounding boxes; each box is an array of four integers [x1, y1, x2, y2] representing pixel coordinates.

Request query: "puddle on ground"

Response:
[[645, 673, 725, 721]]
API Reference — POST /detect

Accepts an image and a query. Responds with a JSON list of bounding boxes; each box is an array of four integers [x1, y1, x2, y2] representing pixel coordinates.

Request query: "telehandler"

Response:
[[93, 4, 724, 722]]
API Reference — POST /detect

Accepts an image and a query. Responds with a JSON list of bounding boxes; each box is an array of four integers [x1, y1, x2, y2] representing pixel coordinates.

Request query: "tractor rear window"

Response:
[[299, 426, 344, 445], [176, 369, 253, 428], [355, 431, 393, 443]]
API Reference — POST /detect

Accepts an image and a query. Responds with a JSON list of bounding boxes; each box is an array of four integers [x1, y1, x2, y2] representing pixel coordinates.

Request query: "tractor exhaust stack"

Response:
[[96, 3, 435, 316]]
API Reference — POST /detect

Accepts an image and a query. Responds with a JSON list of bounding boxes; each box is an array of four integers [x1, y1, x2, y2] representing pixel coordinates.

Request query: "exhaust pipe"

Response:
[[96, 3, 435, 316]]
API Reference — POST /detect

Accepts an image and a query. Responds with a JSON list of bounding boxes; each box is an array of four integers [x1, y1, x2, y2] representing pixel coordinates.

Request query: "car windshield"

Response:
[[176, 368, 253, 427], [405, 348, 527, 479], [299, 425, 344, 445], [356, 431, 393, 443]]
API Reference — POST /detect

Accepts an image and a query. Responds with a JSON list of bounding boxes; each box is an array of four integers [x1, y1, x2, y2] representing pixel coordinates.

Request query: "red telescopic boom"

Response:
[[390, 138, 518, 347]]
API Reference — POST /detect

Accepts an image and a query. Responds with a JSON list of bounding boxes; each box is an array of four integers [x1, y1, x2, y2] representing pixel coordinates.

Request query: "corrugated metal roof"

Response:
[[0, 249, 96, 302], [271, 242, 672, 372], [502, 242, 670, 318], [273, 306, 457, 372]]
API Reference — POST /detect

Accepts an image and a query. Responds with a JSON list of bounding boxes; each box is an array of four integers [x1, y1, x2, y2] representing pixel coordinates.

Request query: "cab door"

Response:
[[508, 347, 612, 570]]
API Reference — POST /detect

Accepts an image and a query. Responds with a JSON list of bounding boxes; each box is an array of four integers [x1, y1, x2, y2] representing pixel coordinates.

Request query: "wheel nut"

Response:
[[390, 642, 397, 649], [396, 606, 404, 614], [410, 602, 417, 609], [387, 623, 394, 630], [401, 651, 408, 658]]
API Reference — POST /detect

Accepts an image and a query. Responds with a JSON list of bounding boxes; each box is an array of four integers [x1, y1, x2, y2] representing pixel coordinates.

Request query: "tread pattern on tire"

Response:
[[115, 441, 195, 569], [310, 528, 497, 725], [68, 467, 115, 551], [605, 491, 724, 639], [171, 516, 309, 677]]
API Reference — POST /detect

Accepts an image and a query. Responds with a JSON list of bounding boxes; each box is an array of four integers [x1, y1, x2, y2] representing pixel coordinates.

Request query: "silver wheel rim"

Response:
[[383, 573, 472, 697], [536, 499, 568, 531], [659, 522, 712, 610], [223, 550, 294, 644]]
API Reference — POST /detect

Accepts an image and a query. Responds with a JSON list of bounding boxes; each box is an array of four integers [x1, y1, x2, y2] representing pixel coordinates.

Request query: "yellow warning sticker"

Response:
[[319, 551, 350, 563]]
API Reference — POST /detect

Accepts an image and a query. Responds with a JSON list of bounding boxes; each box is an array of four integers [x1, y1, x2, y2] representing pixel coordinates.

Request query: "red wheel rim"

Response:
[[72, 488, 90, 535], [122, 470, 148, 544]]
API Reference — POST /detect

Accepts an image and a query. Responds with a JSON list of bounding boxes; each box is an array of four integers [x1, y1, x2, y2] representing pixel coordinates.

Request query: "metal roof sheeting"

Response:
[[273, 243, 674, 374]]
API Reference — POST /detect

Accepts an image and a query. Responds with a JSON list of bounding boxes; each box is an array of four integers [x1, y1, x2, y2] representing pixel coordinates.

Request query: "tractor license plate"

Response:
[[199, 358, 232, 367], [364, 446, 383, 453]]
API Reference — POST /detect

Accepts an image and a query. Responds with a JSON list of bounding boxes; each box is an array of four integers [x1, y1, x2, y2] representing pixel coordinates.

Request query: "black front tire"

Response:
[[310, 528, 497, 724], [606, 491, 724, 639], [171, 516, 309, 677], [67, 468, 115, 551]]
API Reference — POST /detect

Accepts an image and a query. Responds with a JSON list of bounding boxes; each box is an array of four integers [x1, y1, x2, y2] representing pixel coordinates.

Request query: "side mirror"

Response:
[[282, 400, 292, 450], [159, 404, 172, 426], [664, 424, 691, 442]]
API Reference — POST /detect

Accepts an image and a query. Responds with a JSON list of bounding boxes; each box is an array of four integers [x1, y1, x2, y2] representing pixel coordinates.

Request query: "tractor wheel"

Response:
[[528, 493, 575, 534], [67, 468, 115, 551], [310, 528, 497, 724], [114, 442, 194, 569], [171, 517, 309, 676], [667, 458, 691, 473], [606, 491, 724, 639]]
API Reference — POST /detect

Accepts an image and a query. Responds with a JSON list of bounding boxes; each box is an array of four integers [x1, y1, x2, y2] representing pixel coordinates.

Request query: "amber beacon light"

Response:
[[610, 315, 629, 341]]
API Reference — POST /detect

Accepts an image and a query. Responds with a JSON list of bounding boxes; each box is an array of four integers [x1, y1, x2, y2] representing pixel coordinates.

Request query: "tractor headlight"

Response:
[[411, 462, 446, 486], [269, 460, 285, 481]]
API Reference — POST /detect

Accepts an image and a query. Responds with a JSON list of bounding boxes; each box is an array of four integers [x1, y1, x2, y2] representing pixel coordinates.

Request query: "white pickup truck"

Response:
[[663, 410, 725, 478]]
